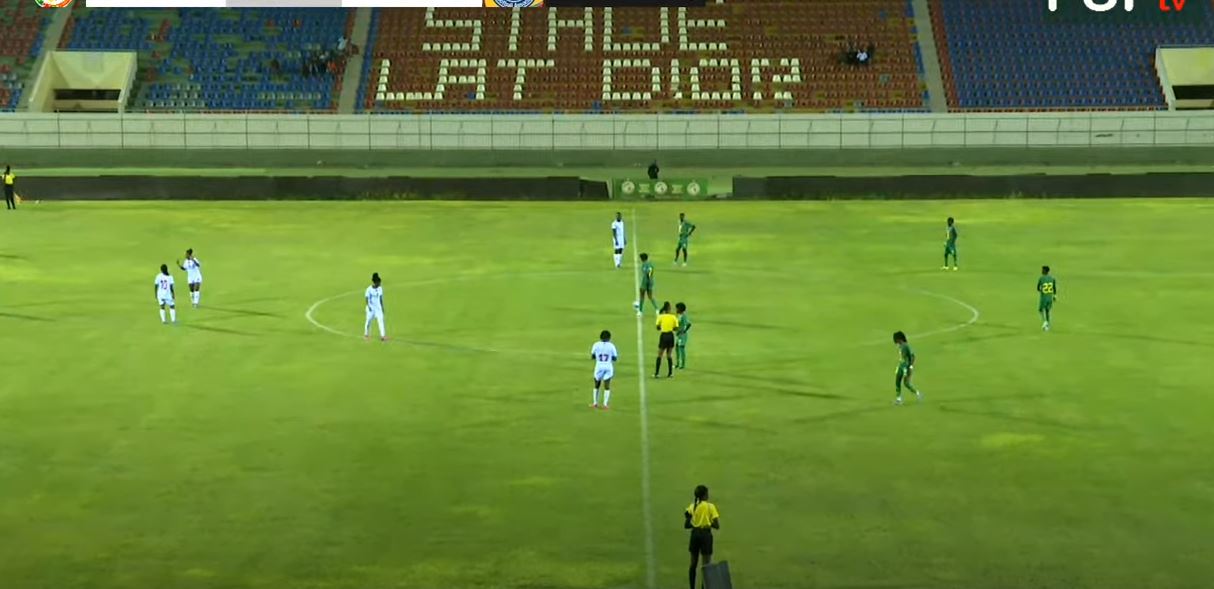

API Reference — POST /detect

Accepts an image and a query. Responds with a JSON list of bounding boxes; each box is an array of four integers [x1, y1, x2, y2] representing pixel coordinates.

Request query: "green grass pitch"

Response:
[[1, 199, 1212, 589]]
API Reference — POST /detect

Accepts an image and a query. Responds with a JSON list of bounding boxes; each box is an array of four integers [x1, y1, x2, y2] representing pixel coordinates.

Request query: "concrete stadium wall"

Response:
[[20, 176, 609, 201], [733, 173, 1214, 199], [2, 111, 1214, 150]]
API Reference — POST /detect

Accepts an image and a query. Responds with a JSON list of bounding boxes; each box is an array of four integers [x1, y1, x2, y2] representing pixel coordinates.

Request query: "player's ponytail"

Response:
[[372, 272, 381, 283]]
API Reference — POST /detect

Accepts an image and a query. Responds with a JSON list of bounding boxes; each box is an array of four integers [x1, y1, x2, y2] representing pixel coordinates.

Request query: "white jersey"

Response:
[[154, 273, 175, 301], [182, 257, 202, 283], [611, 219, 626, 250], [591, 341, 618, 380], [365, 285, 384, 314]]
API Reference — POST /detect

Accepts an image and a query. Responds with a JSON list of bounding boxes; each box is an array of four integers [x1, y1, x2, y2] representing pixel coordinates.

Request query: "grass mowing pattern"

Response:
[[1, 200, 1213, 589]]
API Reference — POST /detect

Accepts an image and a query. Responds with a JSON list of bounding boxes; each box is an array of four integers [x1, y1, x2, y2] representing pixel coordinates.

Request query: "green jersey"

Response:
[[1037, 275, 1057, 301], [946, 225, 958, 246], [676, 313, 692, 343], [640, 261, 655, 287], [678, 220, 696, 241], [898, 342, 914, 369]]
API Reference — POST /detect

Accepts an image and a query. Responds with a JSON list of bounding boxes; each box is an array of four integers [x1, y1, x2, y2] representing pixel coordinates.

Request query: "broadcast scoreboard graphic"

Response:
[[79, 0, 703, 6]]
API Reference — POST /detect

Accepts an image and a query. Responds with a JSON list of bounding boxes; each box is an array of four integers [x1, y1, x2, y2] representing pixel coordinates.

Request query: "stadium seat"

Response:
[[363, 1, 928, 113], [931, 0, 1214, 110]]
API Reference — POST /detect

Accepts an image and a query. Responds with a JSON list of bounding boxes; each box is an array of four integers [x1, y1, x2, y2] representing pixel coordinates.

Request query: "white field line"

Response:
[[631, 209, 657, 589]]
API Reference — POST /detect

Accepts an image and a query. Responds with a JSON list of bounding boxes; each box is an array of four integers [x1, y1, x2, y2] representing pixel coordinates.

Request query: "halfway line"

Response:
[[631, 208, 657, 589]]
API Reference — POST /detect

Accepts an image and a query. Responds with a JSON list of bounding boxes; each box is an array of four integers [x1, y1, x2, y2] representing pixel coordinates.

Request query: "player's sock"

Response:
[[364, 319, 372, 337], [906, 382, 918, 394], [169, 308, 176, 322], [592, 389, 599, 406], [689, 566, 696, 589], [613, 254, 621, 267], [676, 346, 686, 368], [159, 309, 166, 323], [604, 389, 611, 407], [654, 357, 662, 377], [666, 357, 673, 377], [377, 316, 386, 337]]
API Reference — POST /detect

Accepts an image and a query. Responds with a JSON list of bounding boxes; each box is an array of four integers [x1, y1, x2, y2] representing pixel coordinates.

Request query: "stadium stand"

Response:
[[0, 1, 54, 111], [363, 0, 928, 113], [931, 0, 1214, 110], [60, 7, 355, 111]]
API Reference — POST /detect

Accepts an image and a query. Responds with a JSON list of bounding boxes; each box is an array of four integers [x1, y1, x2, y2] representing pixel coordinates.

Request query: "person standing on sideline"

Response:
[[611, 212, 627, 269], [655, 301, 678, 378], [177, 248, 203, 308], [589, 330, 618, 409], [943, 216, 959, 270], [364, 272, 387, 341], [3, 166, 15, 210], [685, 484, 720, 589]]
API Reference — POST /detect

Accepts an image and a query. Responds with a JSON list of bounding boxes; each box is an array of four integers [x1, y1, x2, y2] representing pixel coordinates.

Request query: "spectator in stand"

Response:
[[648, 161, 660, 180], [337, 35, 348, 53]]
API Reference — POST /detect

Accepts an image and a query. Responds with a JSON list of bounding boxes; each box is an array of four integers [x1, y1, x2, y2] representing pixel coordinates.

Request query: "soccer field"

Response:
[[1, 199, 1212, 589]]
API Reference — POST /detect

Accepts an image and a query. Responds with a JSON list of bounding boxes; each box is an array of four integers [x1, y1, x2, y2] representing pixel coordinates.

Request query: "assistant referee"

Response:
[[655, 301, 678, 378], [3, 166, 15, 210], [685, 484, 720, 589]]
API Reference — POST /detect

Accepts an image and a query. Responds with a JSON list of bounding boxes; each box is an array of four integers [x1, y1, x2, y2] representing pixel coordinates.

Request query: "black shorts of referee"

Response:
[[688, 526, 714, 556], [659, 331, 676, 350]]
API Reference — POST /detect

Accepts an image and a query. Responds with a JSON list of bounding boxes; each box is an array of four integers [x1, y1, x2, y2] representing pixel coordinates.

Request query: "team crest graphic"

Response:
[[35, 0, 74, 7], [483, 0, 544, 7]]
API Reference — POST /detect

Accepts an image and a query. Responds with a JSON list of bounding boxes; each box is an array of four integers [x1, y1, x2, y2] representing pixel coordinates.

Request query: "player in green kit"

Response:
[[675, 302, 692, 369], [943, 216, 959, 270], [1037, 265, 1058, 331], [634, 253, 658, 316], [892, 331, 922, 405], [675, 212, 696, 267]]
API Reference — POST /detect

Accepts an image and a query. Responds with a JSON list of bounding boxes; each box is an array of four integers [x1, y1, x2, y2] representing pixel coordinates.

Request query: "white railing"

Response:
[[1, 111, 1213, 149]]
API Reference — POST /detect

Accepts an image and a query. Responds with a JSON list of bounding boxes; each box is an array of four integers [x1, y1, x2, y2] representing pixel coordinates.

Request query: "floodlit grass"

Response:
[[1, 199, 1212, 589]]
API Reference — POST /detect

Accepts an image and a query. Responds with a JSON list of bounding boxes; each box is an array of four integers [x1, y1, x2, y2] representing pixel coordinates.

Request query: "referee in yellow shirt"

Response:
[[3, 166, 15, 210], [685, 484, 720, 589], [655, 301, 678, 378]]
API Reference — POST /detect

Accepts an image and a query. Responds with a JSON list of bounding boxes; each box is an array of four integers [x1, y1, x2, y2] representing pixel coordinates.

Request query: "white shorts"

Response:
[[366, 307, 384, 321], [187, 273, 202, 285], [594, 366, 614, 382], [158, 295, 174, 306]]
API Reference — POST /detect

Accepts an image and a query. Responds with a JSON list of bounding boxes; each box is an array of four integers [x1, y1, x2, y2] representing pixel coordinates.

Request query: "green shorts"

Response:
[[640, 281, 654, 293], [677, 238, 689, 250], [1039, 297, 1054, 312], [896, 363, 912, 380], [944, 243, 957, 256], [676, 334, 688, 347]]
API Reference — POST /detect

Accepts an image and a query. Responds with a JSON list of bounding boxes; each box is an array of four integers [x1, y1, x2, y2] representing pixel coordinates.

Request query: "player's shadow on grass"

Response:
[[0, 311, 51, 322], [1063, 330, 1214, 350], [182, 323, 259, 337], [936, 322, 1026, 346], [787, 405, 888, 425], [695, 317, 795, 332], [0, 253, 25, 260], [650, 412, 779, 435], [935, 405, 1085, 431], [204, 306, 284, 319], [692, 367, 850, 401]]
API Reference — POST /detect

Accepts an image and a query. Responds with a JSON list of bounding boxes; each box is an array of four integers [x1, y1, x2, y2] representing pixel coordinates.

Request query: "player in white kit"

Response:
[[177, 248, 203, 308], [364, 272, 387, 341], [590, 330, 619, 409], [154, 264, 176, 324], [611, 212, 627, 269]]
